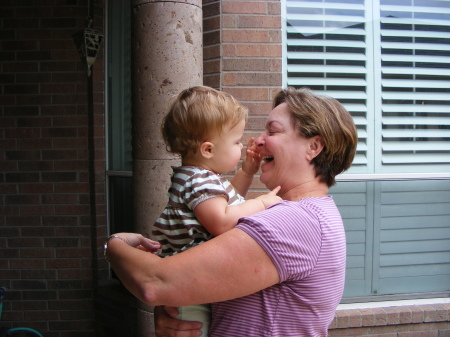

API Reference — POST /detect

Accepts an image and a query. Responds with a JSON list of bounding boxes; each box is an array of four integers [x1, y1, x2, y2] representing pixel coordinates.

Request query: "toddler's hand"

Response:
[[241, 137, 262, 176], [256, 186, 282, 209]]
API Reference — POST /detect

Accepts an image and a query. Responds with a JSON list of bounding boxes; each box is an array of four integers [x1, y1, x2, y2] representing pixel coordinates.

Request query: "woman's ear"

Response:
[[199, 141, 214, 159], [306, 136, 324, 161]]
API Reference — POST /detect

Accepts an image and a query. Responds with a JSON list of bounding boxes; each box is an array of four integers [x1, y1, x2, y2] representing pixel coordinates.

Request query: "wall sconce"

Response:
[[73, 18, 104, 76]]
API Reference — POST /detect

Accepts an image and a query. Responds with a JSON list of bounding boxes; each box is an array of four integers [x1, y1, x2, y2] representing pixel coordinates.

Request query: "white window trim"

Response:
[[337, 172, 450, 182]]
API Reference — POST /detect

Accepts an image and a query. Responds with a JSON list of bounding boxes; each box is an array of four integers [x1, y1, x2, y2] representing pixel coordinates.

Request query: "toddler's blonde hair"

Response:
[[161, 86, 248, 157]]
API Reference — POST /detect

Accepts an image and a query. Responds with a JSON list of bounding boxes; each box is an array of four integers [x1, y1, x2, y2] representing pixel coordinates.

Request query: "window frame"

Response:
[[281, 0, 450, 301]]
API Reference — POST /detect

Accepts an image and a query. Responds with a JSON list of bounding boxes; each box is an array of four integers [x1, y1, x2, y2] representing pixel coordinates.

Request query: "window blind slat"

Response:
[[287, 1, 365, 10], [343, 104, 368, 113], [383, 141, 449, 151], [288, 78, 367, 87], [382, 67, 450, 76], [315, 90, 368, 100], [381, 42, 450, 52], [287, 65, 367, 74], [381, 54, 450, 64], [353, 154, 368, 165], [382, 79, 450, 89], [382, 92, 450, 101], [381, 30, 450, 39], [287, 14, 365, 24], [288, 39, 366, 48], [381, 17, 450, 27], [382, 117, 450, 126], [382, 129, 450, 138], [287, 52, 367, 61], [382, 104, 450, 113], [286, 26, 365, 36], [380, 4, 450, 14], [383, 154, 450, 164]]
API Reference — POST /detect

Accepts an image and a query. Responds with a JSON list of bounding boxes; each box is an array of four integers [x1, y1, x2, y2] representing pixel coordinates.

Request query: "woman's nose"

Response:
[[255, 134, 264, 147]]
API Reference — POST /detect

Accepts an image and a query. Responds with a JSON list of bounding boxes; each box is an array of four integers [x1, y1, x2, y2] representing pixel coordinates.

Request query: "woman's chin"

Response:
[[259, 171, 272, 189]]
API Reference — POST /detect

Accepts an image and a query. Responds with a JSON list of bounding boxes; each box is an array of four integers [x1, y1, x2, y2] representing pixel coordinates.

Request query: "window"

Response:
[[283, 0, 450, 298], [106, 0, 133, 235]]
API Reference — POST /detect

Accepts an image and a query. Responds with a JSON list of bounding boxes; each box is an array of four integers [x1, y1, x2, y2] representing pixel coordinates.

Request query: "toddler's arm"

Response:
[[194, 186, 281, 236]]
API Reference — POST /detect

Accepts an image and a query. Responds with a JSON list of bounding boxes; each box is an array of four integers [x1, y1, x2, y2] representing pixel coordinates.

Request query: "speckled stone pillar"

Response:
[[131, 0, 203, 335]]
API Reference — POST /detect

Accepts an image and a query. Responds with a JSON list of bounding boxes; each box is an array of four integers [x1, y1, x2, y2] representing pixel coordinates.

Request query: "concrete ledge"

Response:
[[328, 300, 450, 336]]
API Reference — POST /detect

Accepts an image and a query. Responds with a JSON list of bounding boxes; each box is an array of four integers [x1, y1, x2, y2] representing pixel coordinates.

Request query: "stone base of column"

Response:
[[133, 158, 180, 236], [137, 302, 156, 337]]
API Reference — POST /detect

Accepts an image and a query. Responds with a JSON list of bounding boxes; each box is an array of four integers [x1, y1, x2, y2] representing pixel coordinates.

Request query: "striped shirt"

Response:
[[210, 197, 346, 337], [151, 166, 245, 257]]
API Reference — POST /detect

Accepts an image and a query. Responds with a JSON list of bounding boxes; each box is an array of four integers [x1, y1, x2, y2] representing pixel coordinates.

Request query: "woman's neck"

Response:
[[281, 180, 328, 201]]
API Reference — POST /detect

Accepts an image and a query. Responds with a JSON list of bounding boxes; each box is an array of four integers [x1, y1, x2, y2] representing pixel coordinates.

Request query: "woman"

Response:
[[105, 87, 358, 336]]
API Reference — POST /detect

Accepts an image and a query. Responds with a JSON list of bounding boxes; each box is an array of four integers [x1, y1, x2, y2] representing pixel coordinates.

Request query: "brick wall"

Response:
[[203, 0, 221, 89], [0, 1, 105, 336], [329, 303, 450, 337], [219, 0, 282, 198]]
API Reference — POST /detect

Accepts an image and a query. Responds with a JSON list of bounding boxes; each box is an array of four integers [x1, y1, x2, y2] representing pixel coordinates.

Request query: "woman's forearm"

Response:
[[105, 229, 280, 307]]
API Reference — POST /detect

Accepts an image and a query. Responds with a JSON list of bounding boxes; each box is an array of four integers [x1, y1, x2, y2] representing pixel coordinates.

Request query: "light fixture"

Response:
[[73, 17, 104, 76]]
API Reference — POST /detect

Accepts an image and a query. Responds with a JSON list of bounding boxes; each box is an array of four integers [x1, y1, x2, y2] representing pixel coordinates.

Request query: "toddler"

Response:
[[151, 86, 281, 336]]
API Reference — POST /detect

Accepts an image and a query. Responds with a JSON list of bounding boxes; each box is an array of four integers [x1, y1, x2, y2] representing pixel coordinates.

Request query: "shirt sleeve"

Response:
[[236, 202, 323, 283], [183, 170, 229, 210]]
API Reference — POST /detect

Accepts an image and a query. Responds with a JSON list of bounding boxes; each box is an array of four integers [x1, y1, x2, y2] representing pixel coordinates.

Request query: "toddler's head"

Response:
[[161, 86, 248, 157]]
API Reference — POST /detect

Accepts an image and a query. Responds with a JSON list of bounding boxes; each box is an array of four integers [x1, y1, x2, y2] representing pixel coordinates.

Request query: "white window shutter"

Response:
[[285, 0, 450, 174], [379, 1, 450, 170]]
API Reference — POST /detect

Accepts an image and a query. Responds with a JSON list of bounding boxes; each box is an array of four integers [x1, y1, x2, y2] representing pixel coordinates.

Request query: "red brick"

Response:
[[224, 87, 270, 102], [385, 306, 401, 325], [223, 1, 267, 14], [223, 29, 270, 43], [238, 15, 281, 29], [398, 331, 439, 337], [411, 305, 425, 323], [374, 307, 388, 326], [236, 44, 281, 57], [336, 309, 351, 328], [268, 2, 281, 15], [360, 308, 376, 327], [235, 72, 282, 86], [348, 309, 362, 328]]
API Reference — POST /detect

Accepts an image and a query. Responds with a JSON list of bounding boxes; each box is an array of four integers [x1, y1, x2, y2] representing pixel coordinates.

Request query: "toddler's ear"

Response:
[[200, 141, 214, 159]]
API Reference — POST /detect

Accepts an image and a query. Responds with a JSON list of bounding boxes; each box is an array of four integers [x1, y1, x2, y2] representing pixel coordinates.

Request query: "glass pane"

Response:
[[379, 0, 450, 172], [376, 179, 450, 295], [109, 176, 134, 234], [107, 0, 132, 171], [284, 0, 371, 173]]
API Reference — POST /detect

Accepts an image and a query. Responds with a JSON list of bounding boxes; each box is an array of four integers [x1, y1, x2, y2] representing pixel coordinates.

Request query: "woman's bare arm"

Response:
[[106, 228, 279, 307]]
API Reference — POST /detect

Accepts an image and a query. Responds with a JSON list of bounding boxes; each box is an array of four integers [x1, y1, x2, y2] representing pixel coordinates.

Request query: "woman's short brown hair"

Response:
[[273, 87, 358, 187], [161, 86, 248, 158]]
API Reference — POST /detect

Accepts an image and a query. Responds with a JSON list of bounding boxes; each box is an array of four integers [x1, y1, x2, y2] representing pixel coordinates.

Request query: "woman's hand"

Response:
[[241, 137, 262, 176], [112, 233, 161, 254], [154, 306, 203, 337]]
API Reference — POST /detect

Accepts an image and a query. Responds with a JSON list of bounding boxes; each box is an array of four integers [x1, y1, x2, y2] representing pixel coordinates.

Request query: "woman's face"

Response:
[[256, 103, 313, 194]]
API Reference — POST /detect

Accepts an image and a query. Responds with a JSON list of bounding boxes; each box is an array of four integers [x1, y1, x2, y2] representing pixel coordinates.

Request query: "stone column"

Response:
[[131, 0, 203, 335]]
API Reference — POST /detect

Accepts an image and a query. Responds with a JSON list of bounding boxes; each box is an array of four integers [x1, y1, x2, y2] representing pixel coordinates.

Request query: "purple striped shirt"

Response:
[[210, 197, 346, 337]]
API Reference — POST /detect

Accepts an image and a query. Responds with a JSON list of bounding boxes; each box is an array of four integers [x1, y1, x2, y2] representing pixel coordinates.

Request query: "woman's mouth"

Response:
[[262, 156, 274, 163]]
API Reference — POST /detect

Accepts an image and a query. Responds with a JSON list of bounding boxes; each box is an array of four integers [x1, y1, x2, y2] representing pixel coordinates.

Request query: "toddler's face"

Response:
[[208, 119, 245, 174]]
